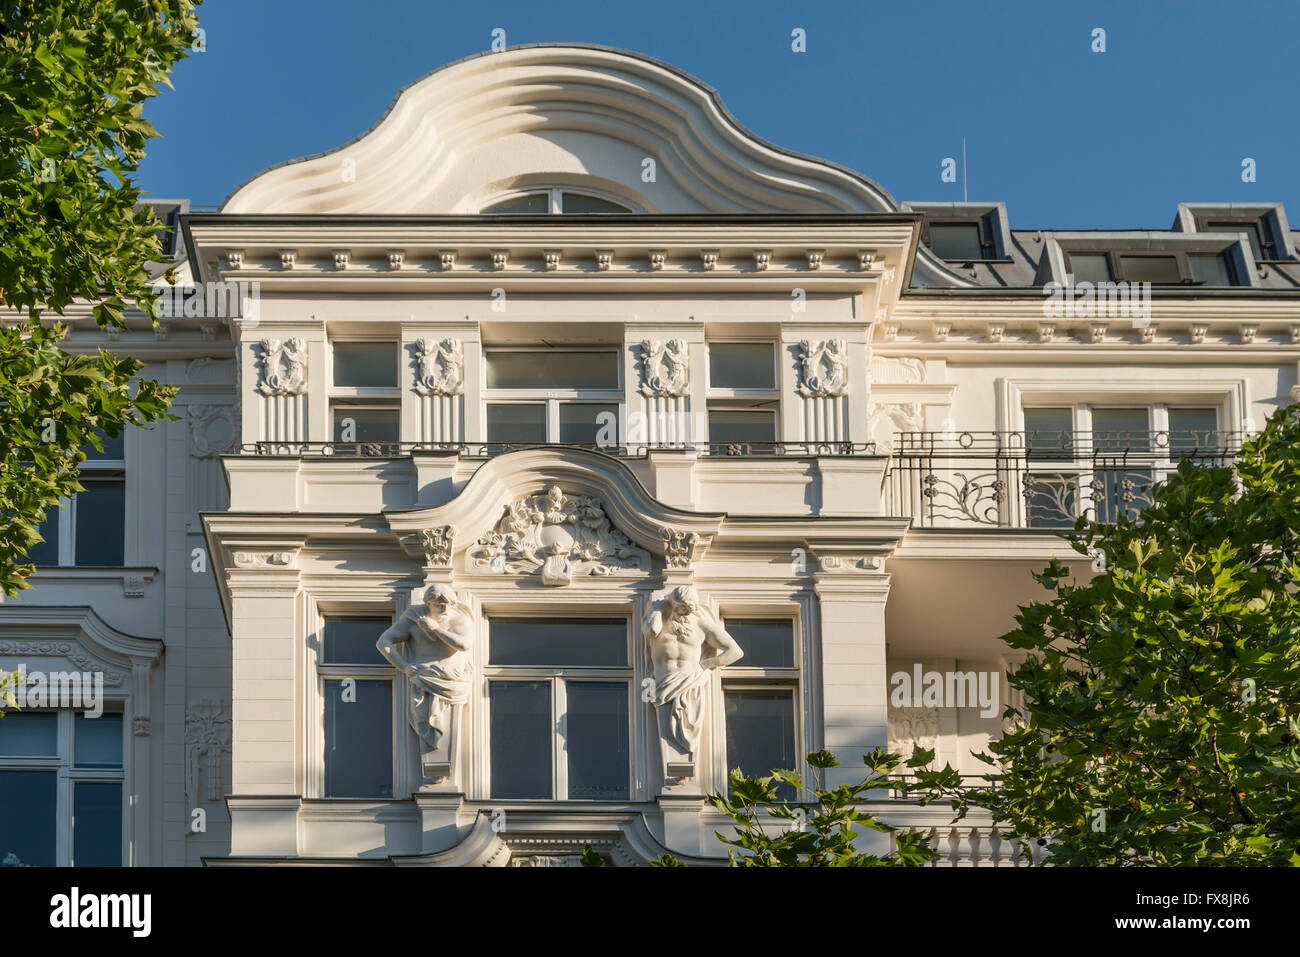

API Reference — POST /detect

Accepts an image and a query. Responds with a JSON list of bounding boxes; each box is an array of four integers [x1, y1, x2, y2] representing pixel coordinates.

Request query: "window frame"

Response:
[[32, 432, 127, 568], [481, 346, 623, 445], [1063, 248, 1240, 286], [327, 338, 401, 450], [704, 340, 781, 450], [478, 187, 634, 215], [1197, 216, 1277, 262]]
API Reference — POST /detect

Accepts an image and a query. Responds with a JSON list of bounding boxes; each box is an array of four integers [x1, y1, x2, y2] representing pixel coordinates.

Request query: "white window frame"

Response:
[[481, 346, 623, 444], [704, 339, 782, 447], [479, 187, 633, 215], [327, 338, 401, 445], [0, 709, 127, 866], [717, 615, 802, 786]]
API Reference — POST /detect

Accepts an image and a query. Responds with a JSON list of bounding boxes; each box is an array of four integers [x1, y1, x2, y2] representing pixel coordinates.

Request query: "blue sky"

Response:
[[139, 0, 1299, 229]]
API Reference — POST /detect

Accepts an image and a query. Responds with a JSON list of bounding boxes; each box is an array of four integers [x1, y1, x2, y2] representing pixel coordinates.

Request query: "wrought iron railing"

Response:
[[239, 440, 880, 458], [886, 430, 1243, 529]]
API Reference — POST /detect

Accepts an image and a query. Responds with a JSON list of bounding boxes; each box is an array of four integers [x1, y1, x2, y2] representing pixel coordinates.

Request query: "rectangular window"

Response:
[[928, 222, 984, 261], [330, 340, 400, 450], [486, 618, 631, 800], [485, 350, 618, 390], [331, 406, 400, 444], [558, 403, 618, 445], [486, 403, 547, 444], [1118, 255, 1181, 284], [29, 507, 60, 567], [1023, 407, 1073, 460], [319, 616, 394, 798], [483, 348, 621, 445], [1205, 220, 1267, 260], [0, 770, 57, 866], [1188, 252, 1235, 286], [708, 343, 775, 390], [724, 690, 798, 799], [1068, 252, 1112, 283], [724, 619, 795, 668], [708, 409, 777, 448], [333, 341, 398, 389]]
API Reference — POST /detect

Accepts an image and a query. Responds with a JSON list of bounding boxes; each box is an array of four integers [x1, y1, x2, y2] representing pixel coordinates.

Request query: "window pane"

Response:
[[486, 403, 547, 444], [1206, 220, 1264, 261], [29, 506, 60, 566], [1093, 468, 1154, 522], [560, 192, 629, 214], [485, 350, 618, 390], [1119, 255, 1180, 284], [0, 712, 58, 757], [1024, 473, 1080, 528], [482, 193, 549, 214], [565, 682, 629, 800], [75, 479, 124, 566], [323, 618, 391, 666], [1069, 253, 1112, 283], [724, 619, 794, 668], [72, 782, 121, 866], [489, 619, 627, 667], [323, 679, 392, 798], [82, 428, 124, 461], [1168, 408, 1219, 457], [333, 341, 397, 388], [75, 713, 123, 769], [558, 403, 618, 445], [1092, 408, 1149, 450], [708, 410, 776, 446], [332, 407, 399, 443], [1024, 407, 1073, 460], [0, 770, 57, 866], [928, 222, 984, 261], [489, 681, 551, 799], [708, 343, 775, 389], [725, 690, 797, 800], [1189, 253, 1234, 286]]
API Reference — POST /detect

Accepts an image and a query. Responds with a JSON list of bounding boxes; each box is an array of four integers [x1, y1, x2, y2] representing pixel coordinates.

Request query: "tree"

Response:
[[582, 749, 939, 866], [914, 403, 1300, 865], [0, 1, 200, 597]]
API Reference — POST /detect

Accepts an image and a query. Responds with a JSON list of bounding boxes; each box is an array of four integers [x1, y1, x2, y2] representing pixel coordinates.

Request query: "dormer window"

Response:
[[480, 188, 632, 215], [928, 222, 987, 261], [1063, 249, 1240, 286], [907, 203, 1012, 263], [1201, 219, 1273, 261]]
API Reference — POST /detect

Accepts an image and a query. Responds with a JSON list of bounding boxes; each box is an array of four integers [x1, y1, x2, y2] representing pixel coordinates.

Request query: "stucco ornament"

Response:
[[421, 525, 455, 567], [639, 338, 690, 397], [797, 338, 849, 397], [642, 585, 743, 782], [257, 337, 309, 396], [414, 337, 464, 396], [469, 486, 649, 585], [376, 584, 474, 784]]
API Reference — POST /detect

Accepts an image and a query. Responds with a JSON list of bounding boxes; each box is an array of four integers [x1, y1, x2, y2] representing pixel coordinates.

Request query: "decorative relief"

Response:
[[0, 641, 126, 685], [257, 337, 308, 396], [233, 551, 294, 567], [123, 575, 147, 599], [1140, 324, 1158, 344], [752, 249, 771, 270], [887, 706, 939, 764], [421, 525, 455, 567], [647, 250, 666, 271], [509, 854, 584, 867], [185, 700, 231, 805], [1090, 322, 1108, 344], [413, 337, 465, 396], [699, 250, 718, 271], [1190, 323, 1209, 344], [186, 357, 236, 384], [818, 555, 883, 573], [638, 338, 690, 398], [188, 405, 238, 458], [796, 338, 849, 397], [660, 528, 700, 569], [469, 486, 649, 586], [868, 402, 923, 451]]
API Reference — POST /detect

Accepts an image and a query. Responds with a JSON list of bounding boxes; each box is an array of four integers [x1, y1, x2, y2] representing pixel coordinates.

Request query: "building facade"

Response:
[[2, 45, 1298, 866]]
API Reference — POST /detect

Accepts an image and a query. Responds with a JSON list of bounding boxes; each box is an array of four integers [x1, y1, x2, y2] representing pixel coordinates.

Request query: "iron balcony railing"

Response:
[[240, 440, 880, 458], [886, 429, 1244, 529]]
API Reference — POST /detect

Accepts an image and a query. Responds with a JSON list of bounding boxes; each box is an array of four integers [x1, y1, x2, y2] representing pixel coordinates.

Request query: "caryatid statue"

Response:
[[376, 584, 474, 784], [641, 585, 743, 782]]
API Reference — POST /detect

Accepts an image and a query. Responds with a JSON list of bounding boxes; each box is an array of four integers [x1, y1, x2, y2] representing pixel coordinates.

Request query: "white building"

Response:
[[2, 45, 1297, 867]]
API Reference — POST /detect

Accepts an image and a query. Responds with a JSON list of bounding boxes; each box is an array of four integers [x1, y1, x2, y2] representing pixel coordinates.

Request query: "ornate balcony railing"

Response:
[[239, 440, 880, 458], [885, 430, 1243, 530]]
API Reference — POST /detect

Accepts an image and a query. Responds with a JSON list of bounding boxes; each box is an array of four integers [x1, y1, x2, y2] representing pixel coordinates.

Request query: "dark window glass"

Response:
[[725, 690, 797, 800], [1024, 408, 1073, 461], [1168, 408, 1219, 457], [75, 478, 124, 566], [565, 682, 629, 800], [1024, 473, 1079, 528], [928, 222, 984, 261], [1093, 468, 1154, 522], [323, 679, 392, 798], [72, 782, 121, 866], [1119, 255, 1180, 284], [558, 403, 618, 445], [486, 403, 547, 444], [0, 770, 57, 866], [485, 350, 618, 390], [0, 712, 58, 757], [323, 618, 391, 666], [29, 507, 60, 566], [332, 407, 399, 443], [708, 343, 775, 389], [724, 619, 794, 668], [1206, 220, 1265, 261], [1069, 253, 1112, 283], [1092, 408, 1149, 450], [560, 193, 630, 214], [489, 681, 551, 799], [482, 193, 549, 214], [74, 713, 123, 769], [82, 428, 124, 461], [333, 342, 397, 388], [708, 410, 776, 446], [1189, 253, 1235, 286], [489, 619, 627, 667]]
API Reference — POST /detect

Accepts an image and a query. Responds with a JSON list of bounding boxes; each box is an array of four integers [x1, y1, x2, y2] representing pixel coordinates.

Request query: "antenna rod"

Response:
[[962, 138, 968, 203]]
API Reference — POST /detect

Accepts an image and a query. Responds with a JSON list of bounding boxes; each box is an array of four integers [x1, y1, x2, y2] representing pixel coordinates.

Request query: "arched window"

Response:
[[480, 188, 632, 215]]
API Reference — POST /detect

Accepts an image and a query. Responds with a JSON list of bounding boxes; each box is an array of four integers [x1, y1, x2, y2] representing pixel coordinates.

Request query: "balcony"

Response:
[[885, 430, 1243, 530], [239, 440, 879, 458]]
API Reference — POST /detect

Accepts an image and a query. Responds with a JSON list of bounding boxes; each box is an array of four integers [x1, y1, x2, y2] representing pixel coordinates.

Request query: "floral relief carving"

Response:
[[414, 337, 464, 396], [469, 486, 649, 586], [185, 700, 232, 805], [888, 706, 940, 767], [257, 337, 308, 396], [869, 355, 925, 384], [233, 551, 294, 567], [660, 527, 700, 569], [797, 338, 849, 397], [639, 338, 690, 398], [188, 404, 239, 458], [0, 641, 125, 685], [421, 525, 455, 567]]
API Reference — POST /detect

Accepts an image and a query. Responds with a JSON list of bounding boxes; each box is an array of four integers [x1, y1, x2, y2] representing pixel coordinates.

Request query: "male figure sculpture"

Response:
[[376, 584, 474, 783], [641, 585, 743, 781]]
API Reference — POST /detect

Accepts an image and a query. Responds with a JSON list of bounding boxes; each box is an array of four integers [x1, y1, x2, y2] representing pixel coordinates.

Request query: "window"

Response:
[[1202, 219, 1273, 261], [706, 342, 778, 452], [1021, 404, 1222, 527], [31, 430, 125, 568], [483, 348, 621, 446], [480, 189, 632, 215], [329, 341, 400, 452], [928, 222, 986, 261], [0, 711, 124, 866], [1064, 249, 1240, 286], [1068, 252, 1112, 283], [708, 343, 776, 390], [486, 618, 630, 800], [722, 619, 798, 800], [319, 617, 394, 798]]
